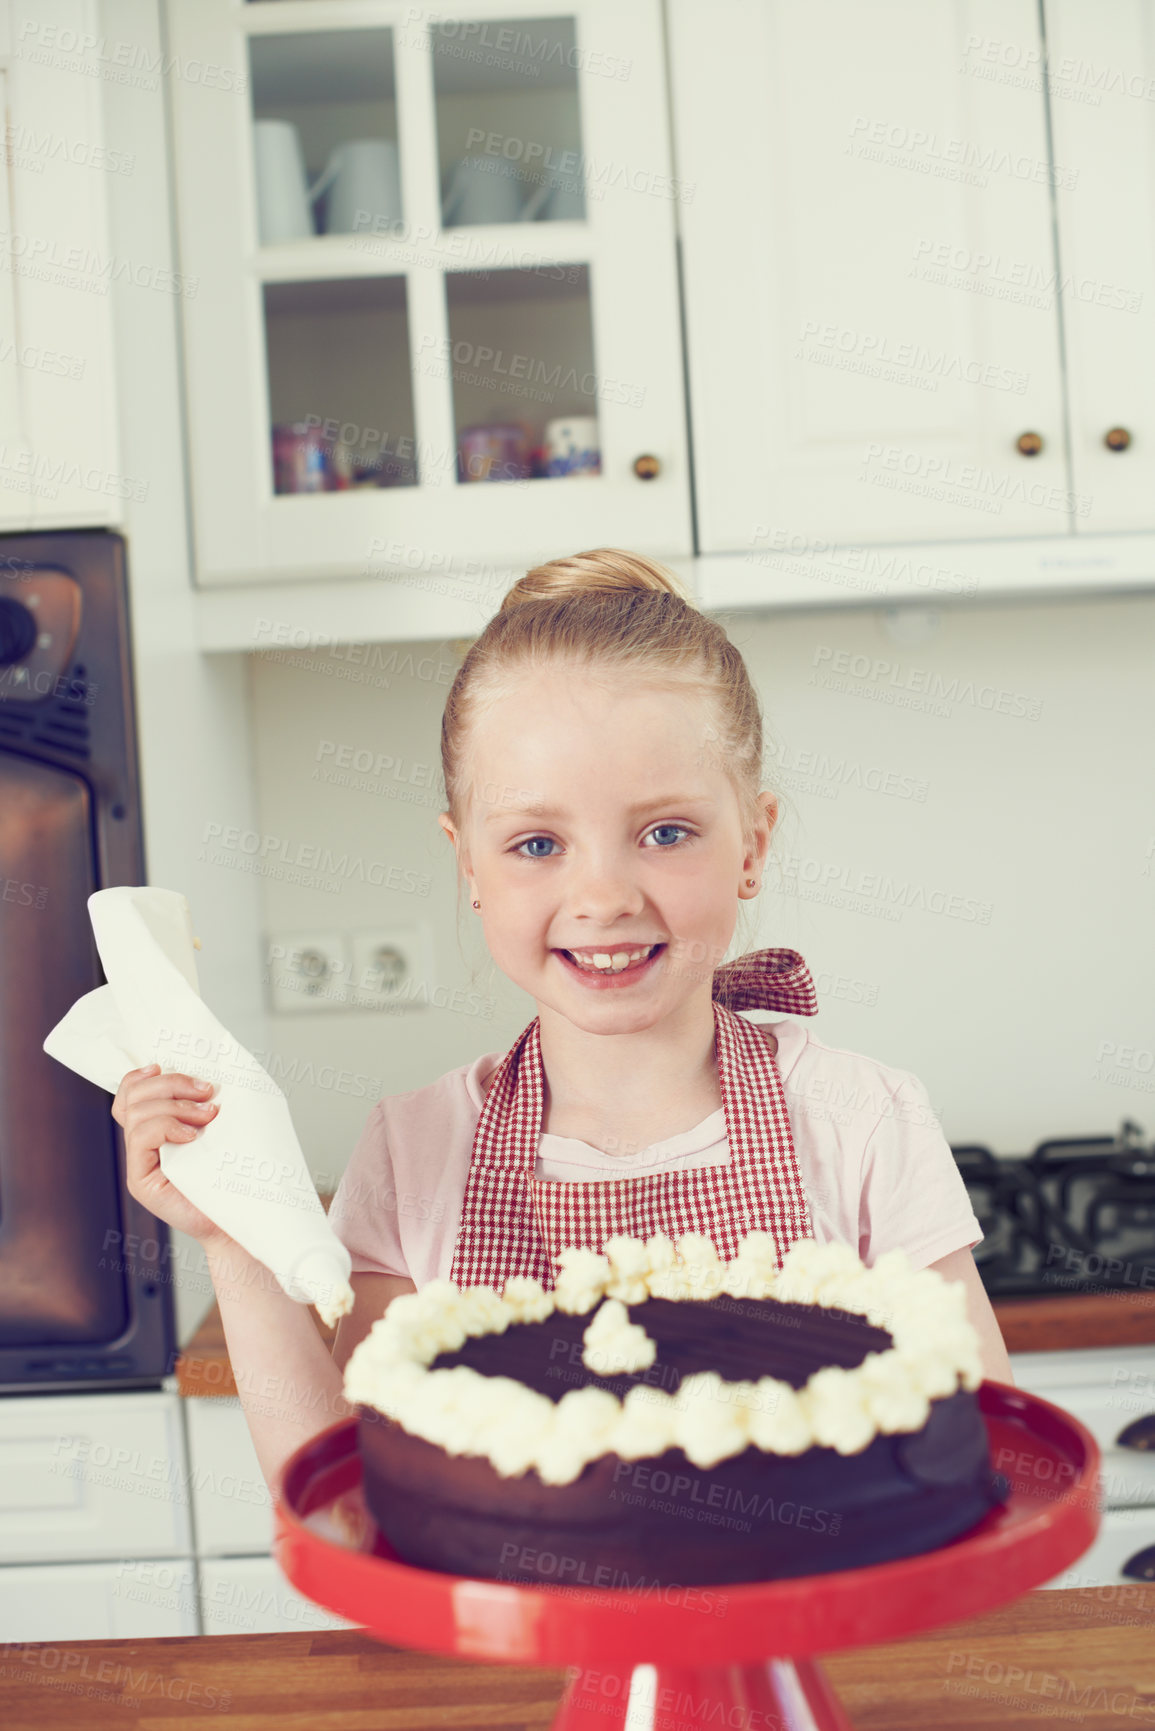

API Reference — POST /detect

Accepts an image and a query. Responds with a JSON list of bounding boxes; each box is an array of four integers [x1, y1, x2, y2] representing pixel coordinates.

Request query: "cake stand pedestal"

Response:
[[274, 1384, 1099, 1731]]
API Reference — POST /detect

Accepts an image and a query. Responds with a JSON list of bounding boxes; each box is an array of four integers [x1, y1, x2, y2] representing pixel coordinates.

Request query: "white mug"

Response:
[[442, 154, 527, 225], [315, 138, 402, 235], [544, 415, 601, 477], [252, 119, 314, 245], [522, 169, 586, 222]]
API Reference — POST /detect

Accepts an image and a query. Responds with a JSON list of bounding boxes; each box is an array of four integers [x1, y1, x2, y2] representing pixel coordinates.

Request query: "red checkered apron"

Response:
[[449, 948, 818, 1290]]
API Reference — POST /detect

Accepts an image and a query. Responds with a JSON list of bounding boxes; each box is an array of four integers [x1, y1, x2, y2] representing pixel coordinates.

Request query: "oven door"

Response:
[[0, 528, 174, 1389], [0, 752, 129, 1346]]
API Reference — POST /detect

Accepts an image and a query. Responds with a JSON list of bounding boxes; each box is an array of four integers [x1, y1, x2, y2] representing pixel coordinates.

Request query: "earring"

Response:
[[745, 878, 756, 888], [472, 899, 480, 909]]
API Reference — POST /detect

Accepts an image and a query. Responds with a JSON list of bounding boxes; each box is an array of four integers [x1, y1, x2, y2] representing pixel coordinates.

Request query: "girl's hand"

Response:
[[112, 1064, 233, 1250]]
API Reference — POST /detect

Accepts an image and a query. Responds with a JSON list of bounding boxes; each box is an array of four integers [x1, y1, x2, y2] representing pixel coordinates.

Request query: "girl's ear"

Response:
[[438, 811, 475, 892], [747, 792, 779, 871]]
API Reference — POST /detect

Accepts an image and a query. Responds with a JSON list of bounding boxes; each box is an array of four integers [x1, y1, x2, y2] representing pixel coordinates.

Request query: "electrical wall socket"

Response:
[[349, 924, 435, 1011], [264, 932, 351, 1013]]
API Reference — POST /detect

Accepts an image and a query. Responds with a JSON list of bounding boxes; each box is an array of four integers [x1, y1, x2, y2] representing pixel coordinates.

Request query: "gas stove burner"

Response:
[[1087, 1191, 1155, 1245], [952, 1119, 1155, 1299]]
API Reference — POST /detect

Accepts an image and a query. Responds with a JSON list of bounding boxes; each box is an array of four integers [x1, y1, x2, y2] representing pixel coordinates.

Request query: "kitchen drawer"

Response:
[[199, 1556, 356, 1636], [0, 1390, 191, 1562], [1008, 1350, 1155, 1510], [1037, 1505, 1155, 1592], [0, 1557, 198, 1640], [1009, 1344, 1155, 1395], [184, 1398, 273, 1556]]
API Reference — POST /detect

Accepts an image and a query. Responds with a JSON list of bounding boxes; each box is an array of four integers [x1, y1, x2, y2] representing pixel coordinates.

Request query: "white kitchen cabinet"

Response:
[[1045, 0, 1155, 532], [1038, 1505, 1155, 1591], [1009, 1344, 1155, 1510], [670, 0, 1071, 559], [0, 1389, 191, 1563], [1018, 1381, 1155, 1509], [0, 2, 123, 530], [0, 1557, 199, 1639], [164, 0, 691, 588], [184, 1397, 275, 1556], [199, 1556, 357, 1635]]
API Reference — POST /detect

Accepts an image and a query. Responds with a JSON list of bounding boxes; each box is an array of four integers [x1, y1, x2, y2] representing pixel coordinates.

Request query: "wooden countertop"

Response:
[[3, 1589, 1155, 1727], [175, 1285, 1155, 1398], [991, 1288, 1155, 1353]]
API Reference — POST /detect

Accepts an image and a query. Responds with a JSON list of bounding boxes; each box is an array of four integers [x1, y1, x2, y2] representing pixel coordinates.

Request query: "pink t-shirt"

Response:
[[326, 1014, 983, 1287]]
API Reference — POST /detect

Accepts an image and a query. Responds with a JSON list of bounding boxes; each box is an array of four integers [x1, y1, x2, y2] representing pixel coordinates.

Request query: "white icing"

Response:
[[502, 1275, 554, 1323], [747, 1379, 813, 1455], [581, 1299, 657, 1376], [343, 1233, 987, 1484], [612, 1384, 682, 1461], [674, 1371, 753, 1469], [552, 1246, 612, 1314], [602, 1235, 653, 1304], [535, 1386, 621, 1486]]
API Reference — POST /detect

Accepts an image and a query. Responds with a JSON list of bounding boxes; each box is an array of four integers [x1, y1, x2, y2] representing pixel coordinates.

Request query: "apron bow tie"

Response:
[[711, 946, 818, 1016]]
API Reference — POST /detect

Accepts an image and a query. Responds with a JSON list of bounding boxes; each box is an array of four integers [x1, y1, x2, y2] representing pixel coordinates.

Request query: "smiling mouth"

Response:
[[557, 943, 666, 976]]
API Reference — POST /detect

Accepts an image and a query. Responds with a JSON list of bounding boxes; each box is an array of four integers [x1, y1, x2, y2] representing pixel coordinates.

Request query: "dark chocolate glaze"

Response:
[[360, 1292, 1008, 1584], [431, 1294, 893, 1402]]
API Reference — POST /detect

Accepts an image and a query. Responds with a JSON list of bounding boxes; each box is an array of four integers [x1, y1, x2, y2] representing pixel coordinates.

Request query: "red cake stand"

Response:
[[274, 1383, 1100, 1731]]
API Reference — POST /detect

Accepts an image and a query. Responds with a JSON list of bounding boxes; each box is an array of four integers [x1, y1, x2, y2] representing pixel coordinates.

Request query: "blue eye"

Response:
[[513, 825, 692, 859]]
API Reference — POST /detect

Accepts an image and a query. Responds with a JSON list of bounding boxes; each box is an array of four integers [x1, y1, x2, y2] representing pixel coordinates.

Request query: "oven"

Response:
[[0, 529, 175, 1391]]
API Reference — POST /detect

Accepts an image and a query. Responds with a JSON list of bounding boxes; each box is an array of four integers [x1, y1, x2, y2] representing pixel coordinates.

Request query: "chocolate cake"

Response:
[[344, 1233, 1007, 1585]]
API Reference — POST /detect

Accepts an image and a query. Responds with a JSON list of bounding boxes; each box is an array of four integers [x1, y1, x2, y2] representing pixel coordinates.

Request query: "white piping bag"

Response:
[[42, 886, 353, 1327]]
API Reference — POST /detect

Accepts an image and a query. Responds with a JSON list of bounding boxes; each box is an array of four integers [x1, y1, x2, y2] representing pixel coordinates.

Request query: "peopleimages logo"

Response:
[[810, 645, 1044, 720], [198, 822, 430, 897], [767, 852, 993, 925], [763, 739, 929, 803]]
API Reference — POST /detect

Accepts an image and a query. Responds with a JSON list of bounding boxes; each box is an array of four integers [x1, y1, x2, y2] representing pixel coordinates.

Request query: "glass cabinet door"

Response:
[[166, 0, 691, 587]]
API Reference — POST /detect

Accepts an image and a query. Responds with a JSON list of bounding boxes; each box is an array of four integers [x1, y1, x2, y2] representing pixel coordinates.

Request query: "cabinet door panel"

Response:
[[672, 0, 1070, 555], [2, 2, 122, 529], [0, 1559, 198, 1640], [0, 1392, 191, 1562], [1038, 1505, 1155, 1590], [0, 67, 21, 470], [185, 1398, 275, 1557], [200, 1556, 356, 1635], [1046, 0, 1155, 531], [1017, 1384, 1155, 1508], [165, 0, 691, 585], [1009, 1349, 1155, 1510]]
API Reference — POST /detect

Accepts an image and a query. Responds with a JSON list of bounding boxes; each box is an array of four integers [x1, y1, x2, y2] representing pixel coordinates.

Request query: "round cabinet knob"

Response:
[[1116, 1413, 1155, 1451], [1015, 431, 1044, 457], [633, 454, 661, 481], [1104, 426, 1132, 452]]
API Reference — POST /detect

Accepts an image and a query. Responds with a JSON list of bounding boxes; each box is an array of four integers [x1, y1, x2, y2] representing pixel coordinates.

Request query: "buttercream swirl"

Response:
[[581, 1298, 658, 1376]]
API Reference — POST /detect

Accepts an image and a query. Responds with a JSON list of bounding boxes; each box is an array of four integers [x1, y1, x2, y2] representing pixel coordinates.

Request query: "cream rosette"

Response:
[[343, 1233, 983, 1486]]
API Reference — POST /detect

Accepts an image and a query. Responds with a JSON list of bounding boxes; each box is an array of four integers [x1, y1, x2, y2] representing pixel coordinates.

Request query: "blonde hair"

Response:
[[441, 550, 773, 915]]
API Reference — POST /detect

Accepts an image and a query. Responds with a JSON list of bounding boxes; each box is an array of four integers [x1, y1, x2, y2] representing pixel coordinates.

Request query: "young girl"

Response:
[[114, 548, 1012, 1489]]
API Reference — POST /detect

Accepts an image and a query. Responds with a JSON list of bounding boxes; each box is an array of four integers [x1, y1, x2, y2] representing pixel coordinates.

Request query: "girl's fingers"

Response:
[[125, 1112, 212, 1171], [114, 1069, 216, 1127], [132, 1070, 216, 1102]]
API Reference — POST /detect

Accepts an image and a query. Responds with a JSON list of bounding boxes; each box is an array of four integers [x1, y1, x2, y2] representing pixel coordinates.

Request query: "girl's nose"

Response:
[[565, 863, 646, 923]]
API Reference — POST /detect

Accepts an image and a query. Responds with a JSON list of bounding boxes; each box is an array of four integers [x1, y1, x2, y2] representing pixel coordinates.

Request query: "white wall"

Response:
[[244, 587, 1155, 1168]]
